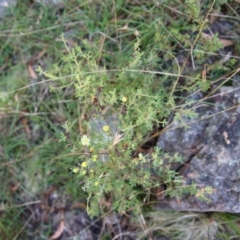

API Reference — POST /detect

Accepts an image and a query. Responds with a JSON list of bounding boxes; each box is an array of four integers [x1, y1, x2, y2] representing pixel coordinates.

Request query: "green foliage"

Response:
[[1, 0, 239, 238], [42, 31, 214, 216]]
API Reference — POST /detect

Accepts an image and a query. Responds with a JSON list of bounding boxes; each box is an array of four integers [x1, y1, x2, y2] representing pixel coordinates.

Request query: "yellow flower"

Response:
[[94, 181, 99, 186], [90, 169, 94, 173], [81, 135, 90, 146], [81, 161, 88, 168], [138, 153, 144, 160], [92, 154, 98, 162], [122, 96, 127, 103], [89, 147, 94, 152], [102, 125, 110, 132], [82, 170, 87, 175], [72, 167, 79, 173]]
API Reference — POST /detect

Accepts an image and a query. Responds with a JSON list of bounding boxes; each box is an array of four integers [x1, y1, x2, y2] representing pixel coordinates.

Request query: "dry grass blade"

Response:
[[137, 211, 220, 240], [111, 131, 125, 147], [12, 213, 34, 240]]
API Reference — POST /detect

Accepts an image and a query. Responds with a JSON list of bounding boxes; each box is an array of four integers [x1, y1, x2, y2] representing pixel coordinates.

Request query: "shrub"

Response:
[[40, 30, 214, 216]]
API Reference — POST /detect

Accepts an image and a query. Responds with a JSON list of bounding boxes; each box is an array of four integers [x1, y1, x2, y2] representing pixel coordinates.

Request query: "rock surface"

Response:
[[156, 85, 240, 212]]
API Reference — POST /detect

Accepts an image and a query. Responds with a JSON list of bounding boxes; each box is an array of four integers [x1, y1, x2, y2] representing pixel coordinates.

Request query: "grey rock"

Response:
[[156, 86, 240, 213], [0, 0, 15, 19]]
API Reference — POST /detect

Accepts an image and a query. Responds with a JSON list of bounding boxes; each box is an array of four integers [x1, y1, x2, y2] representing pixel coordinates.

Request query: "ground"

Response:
[[1, 1, 240, 239]]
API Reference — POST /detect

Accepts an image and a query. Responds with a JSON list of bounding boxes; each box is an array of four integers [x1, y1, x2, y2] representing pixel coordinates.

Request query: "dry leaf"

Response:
[[202, 67, 207, 80], [21, 117, 31, 139], [49, 220, 65, 240], [209, 9, 219, 24], [62, 38, 76, 47], [27, 63, 38, 79], [43, 186, 57, 199], [100, 197, 112, 210], [118, 24, 128, 31], [223, 131, 230, 145], [201, 33, 234, 47], [195, 188, 205, 198], [27, 49, 46, 79], [219, 38, 234, 47], [153, 186, 166, 201], [71, 202, 87, 210], [9, 182, 21, 194], [201, 32, 212, 40], [134, 29, 140, 36]]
